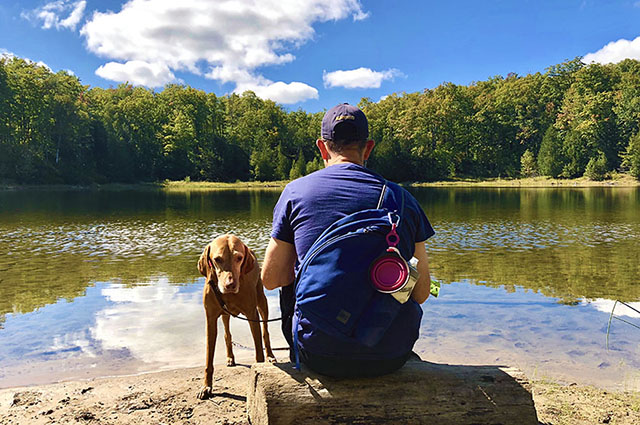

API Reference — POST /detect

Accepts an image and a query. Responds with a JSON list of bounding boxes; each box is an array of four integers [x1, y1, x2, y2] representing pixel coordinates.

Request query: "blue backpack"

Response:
[[292, 181, 423, 366]]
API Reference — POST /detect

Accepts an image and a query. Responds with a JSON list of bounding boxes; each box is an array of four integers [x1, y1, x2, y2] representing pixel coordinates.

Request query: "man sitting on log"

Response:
[[261, 103, 435, 377]]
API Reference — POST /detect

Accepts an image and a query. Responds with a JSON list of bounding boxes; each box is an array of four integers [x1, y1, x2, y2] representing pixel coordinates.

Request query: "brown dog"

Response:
[[196, 235, 276, 400]]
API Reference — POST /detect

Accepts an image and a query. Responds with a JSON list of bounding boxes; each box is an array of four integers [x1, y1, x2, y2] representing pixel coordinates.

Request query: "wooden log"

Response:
[[247, 358, 538, 425]]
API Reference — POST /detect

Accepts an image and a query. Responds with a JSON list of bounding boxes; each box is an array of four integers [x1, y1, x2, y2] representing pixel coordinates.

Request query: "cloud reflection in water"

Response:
[[92, 278, 285, 368]]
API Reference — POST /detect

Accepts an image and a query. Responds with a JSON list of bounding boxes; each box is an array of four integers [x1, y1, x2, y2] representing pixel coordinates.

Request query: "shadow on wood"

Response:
[[247, 358, 539, 425]]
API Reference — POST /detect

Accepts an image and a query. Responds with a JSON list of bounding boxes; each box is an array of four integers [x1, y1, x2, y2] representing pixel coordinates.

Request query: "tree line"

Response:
[[1, 55, 640, 184]]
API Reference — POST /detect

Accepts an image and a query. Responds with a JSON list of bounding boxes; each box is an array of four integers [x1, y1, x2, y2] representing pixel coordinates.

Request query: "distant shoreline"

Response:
[[1, 173, 638, 191], [409, 173, 640, 188]]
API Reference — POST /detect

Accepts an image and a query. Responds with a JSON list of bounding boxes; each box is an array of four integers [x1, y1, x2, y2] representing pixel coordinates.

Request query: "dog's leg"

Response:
[[221, 314, 235, 366], [257, 290, 276, 363], [247, 309, 265, 363], [197, 303, 218, 400]]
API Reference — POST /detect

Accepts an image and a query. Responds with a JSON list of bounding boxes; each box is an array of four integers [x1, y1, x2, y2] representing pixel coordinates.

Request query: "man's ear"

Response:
[[316, 139, 330, 161], [198, 245, 210, 276], [241, 244, 255, 275], [363, 139, 375, 161]]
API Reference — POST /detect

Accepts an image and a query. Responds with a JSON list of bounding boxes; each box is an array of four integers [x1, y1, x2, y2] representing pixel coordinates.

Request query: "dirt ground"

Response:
[[1, 363, 640, 425]]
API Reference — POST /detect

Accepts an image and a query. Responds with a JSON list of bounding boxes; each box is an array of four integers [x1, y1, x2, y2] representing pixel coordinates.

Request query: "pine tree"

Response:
[[537, 126, 565, 177], [305, 157, 323, 174], [584, 151, 608, 181], [520, 149, 537, 177], [289, 150, 306, 180]]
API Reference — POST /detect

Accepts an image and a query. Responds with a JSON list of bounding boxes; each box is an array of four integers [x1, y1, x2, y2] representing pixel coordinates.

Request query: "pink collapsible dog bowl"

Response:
[[369, 252, 409, 293]]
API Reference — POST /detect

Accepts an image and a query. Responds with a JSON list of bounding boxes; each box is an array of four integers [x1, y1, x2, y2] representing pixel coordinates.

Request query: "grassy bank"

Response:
[[0, 180, 288, 191], [409, 172, 640, 188], [161, 180, 288, 190], [2, 173, 639, 191]]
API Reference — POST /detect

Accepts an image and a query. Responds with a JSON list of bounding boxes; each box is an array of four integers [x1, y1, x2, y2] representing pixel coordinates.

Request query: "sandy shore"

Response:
[[0, 365, 249, 425], [2, 361, 640, 425]]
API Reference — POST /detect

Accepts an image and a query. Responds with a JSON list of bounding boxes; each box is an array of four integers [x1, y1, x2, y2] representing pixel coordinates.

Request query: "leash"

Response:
[[211, 286, 283, 323], [206, 250, 282, 323], [232, 341, 289, 351]]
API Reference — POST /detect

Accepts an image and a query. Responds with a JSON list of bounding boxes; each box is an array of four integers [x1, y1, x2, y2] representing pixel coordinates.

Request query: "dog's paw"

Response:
[[227, 357, 236, 367], [267, 356, 277, 364], [197, 386, 213, 400]]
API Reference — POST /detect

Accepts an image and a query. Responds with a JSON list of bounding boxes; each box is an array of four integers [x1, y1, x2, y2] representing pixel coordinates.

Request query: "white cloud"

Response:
[[80, 0, 367, 102], [323, 67, 404, 89], [205, 66, 318, 103], [22, 0, 86, 31], [583, 36, 640, 64], [235, 80, 319, 104], [95, 60, 176, 88]]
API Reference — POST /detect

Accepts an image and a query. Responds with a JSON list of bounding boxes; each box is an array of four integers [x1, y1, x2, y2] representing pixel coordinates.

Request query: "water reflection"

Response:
[[416, 282, 640, 390], [1, 187, 640, 388], [1, 277, 638, 390], [409, 187, 640, 302], [94, 279, 206, 367], [0, 277, 285, 388], [589, 300, 640, 318]]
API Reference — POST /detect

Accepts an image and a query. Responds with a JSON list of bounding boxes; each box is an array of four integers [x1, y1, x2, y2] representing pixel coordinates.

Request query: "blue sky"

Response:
[[2, 0, 640, 112]]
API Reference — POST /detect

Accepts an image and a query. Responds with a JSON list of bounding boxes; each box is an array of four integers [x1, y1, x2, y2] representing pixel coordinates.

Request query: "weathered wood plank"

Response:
[[247, 358, 538, 425]]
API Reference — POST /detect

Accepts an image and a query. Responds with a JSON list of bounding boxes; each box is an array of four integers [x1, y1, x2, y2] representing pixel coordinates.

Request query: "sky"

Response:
[[2, 0, 640, 112]]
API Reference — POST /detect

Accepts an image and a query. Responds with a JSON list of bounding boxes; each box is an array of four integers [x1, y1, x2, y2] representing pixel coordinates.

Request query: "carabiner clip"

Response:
[[386, 212, 401, 248], [387, 212, 401, 228]]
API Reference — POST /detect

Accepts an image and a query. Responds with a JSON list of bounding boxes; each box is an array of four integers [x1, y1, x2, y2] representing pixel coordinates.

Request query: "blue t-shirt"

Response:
[[271, 163, 434, 264]]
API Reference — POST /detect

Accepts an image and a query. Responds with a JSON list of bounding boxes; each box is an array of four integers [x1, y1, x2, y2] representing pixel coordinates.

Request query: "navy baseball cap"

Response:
[[321, 103, 369, 141]]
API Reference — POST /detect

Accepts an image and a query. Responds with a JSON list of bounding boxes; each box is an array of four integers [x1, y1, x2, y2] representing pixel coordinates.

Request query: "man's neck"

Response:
[[326, 158, 361, 167], [325, 153, 364, 167]]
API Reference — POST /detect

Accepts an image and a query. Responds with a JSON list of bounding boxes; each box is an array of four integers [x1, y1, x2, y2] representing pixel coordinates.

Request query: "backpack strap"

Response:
[[377, 179, 405, 217], [376, 181, 388, 209]]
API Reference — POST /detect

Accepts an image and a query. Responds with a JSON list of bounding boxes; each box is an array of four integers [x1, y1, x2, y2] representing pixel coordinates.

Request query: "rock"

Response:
[[80, 387, 93, 395], [10, 391, 41, 407], [247, 359, 538, 425]]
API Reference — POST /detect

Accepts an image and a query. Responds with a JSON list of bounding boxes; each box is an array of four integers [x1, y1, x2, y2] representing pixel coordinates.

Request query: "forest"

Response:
[[1, 55, 640, 184]]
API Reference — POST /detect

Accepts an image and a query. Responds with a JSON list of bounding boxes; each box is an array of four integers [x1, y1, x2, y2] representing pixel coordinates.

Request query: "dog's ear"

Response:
[[198, 245, 211, 276], [241, 244, 255, 275]]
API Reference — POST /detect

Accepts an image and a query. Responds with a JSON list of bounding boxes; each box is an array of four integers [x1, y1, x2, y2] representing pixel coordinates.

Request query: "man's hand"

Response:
[[411, 242, 431, 304], [261, 237, 296, 290]]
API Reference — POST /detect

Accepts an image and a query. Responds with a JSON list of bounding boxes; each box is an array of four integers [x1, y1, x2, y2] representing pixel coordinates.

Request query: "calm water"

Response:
[[1, 187, 639, 389]]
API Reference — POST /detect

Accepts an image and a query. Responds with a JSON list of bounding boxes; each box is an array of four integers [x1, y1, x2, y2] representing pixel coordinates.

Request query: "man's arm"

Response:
[[411, 241, 431, 304], [261, 237, 297, 290]]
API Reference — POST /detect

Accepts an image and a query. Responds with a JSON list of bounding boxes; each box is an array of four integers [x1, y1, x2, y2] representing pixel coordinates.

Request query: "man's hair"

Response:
[[324, 121, 367, 154]]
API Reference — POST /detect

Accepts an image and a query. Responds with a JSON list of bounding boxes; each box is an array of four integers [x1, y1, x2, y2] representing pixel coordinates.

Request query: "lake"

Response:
[[1, 187, 639, 390]]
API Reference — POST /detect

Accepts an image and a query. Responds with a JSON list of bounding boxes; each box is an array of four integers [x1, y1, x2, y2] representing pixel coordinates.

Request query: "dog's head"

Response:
[[198, 235, 255, 294]]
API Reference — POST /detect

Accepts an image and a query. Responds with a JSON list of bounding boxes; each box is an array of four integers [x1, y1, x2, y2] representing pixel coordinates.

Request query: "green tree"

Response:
[[0, 58, 13, 181], [305, 157, 323, 174], [622, 132, 640, 179], [556, 64, 620, 177], [5, 53, 640, 185], [584, 151, 608, 180], [520, 149, 537, 177], [537, 126, 565, 177], [289, 150, 306, 180]]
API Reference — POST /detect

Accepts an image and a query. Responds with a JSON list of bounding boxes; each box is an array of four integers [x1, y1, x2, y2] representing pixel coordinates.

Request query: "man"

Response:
[[261, 103, 434, 376]]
